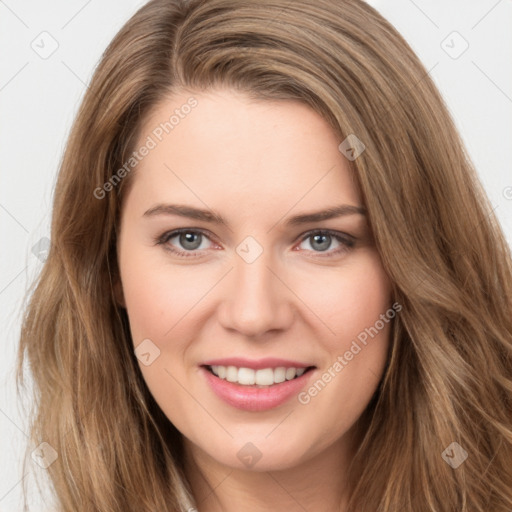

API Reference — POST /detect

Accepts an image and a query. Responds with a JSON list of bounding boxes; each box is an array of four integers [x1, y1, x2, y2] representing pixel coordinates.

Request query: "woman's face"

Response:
[[116, 88, 393, 472]]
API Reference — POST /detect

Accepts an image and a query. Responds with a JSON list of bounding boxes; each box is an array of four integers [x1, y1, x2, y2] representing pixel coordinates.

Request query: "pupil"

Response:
[[312, 234, 330, 251], [180, 232, 201, 250]]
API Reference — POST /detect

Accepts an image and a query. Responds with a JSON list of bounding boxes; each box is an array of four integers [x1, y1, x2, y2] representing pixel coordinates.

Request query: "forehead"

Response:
[[124, 88, 362, 216]]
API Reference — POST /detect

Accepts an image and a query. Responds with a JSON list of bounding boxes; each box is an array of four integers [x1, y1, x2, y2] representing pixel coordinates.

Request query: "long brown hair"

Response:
[[17, 0, 512, 510]]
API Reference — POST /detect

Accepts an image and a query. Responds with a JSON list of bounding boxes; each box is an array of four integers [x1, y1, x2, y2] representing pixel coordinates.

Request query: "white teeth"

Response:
[[255, 368, 274, 386], [238, 367, 255, 385], [274, 367, 286, 383], [285, 367, 297, 380], [209, 365, 310, 386], [226, 365, 238, 382]]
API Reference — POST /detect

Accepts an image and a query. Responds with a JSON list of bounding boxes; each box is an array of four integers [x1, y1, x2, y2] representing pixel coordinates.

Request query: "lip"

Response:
[[200, 357, 313, 370], [200, 365, 316, 412]]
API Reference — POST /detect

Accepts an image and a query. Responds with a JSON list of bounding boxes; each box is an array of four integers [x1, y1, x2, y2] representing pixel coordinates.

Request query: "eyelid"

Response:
[[296, 228, 354, 244]]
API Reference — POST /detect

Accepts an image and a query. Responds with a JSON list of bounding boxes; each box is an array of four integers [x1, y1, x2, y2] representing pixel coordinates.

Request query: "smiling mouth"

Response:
[[202, 364, 316, 388]]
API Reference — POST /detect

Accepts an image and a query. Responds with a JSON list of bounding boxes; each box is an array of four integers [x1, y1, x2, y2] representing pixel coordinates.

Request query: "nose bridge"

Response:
[[218, 237, 293, 336]]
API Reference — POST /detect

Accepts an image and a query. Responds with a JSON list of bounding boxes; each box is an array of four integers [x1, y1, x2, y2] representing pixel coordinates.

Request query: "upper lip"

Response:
[[201, 357, 316, 370]]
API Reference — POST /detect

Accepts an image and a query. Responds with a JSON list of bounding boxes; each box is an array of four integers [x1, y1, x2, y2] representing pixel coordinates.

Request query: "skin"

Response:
[[115, 88, 393, 512]]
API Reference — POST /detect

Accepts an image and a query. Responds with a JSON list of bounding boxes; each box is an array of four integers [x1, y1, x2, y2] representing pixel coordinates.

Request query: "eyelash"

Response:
[[154, 228, 355, 259]]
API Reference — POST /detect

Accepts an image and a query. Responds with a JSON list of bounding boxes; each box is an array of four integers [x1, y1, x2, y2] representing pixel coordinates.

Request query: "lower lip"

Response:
[[200, 366, 315, 412]]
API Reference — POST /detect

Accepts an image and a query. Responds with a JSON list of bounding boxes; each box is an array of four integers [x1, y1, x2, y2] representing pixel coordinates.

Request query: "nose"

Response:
[[216, 247, 295, 338]]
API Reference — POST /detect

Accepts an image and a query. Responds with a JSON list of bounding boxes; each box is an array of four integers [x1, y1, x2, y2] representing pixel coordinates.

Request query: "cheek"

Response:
[[121, 267, 168, 344], [118, 245, 201, 414], [293, 249, 392, 405], [337, 260, 392, 347], [294, 249, 392, 344], [294, 251, 392, 426], [119, 244, 203, 344]]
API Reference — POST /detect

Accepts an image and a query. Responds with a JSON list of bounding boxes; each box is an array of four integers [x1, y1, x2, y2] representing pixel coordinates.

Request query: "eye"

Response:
[[155, 228, 216, 258], [154, 228, 355, 259], [295, 230, 355, 258]]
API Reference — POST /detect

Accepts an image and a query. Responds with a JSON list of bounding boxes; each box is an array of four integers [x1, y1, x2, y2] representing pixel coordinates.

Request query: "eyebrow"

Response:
[[143, 203, 366, 227]]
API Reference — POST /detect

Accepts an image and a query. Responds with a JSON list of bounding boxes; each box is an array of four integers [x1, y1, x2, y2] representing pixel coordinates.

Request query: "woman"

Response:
[[17, 0, 512, 511]]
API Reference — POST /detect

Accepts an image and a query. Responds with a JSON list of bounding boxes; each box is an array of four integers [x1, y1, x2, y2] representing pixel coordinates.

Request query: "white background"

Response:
[[1, 0, 511, 510]]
